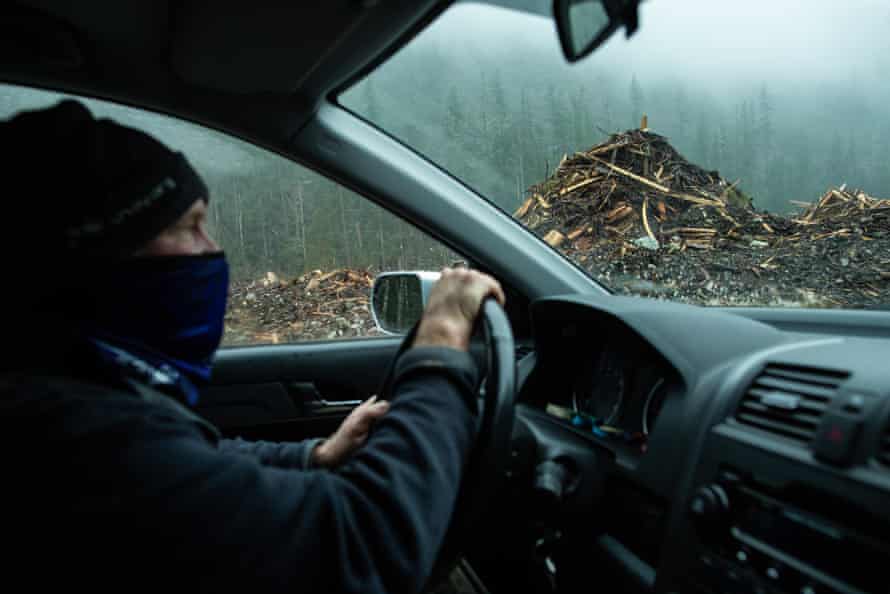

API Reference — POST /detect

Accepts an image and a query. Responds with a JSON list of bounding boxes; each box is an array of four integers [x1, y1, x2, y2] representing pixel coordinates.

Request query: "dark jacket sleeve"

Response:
[[217, 436, 323, 469], [71, 346, 478, 594]]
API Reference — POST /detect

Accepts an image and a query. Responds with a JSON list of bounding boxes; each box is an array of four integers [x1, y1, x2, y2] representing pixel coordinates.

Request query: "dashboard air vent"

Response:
[[735, 364, 848, 444]]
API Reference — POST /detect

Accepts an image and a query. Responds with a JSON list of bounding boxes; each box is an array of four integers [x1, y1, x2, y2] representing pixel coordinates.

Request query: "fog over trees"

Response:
[[344, 0, 890, 218], [2, 0, 888, 283]]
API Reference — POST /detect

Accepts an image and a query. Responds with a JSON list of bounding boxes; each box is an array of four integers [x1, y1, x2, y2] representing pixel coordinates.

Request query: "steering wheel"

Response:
[[386, 298, 517, 586], [458, 297, 517, 531]]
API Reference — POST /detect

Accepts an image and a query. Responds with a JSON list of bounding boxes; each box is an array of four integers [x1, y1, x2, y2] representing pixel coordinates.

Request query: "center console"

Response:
[[684, 466, 890, 594], [654, 352, 890, 594]]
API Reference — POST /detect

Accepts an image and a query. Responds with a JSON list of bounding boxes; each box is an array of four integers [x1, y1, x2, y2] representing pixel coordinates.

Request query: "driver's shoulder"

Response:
[[0, 371, 211, 445], [1, 370, 142, 410]]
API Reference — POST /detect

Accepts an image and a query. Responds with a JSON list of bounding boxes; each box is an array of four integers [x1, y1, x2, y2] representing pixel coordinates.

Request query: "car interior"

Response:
[[3, 1, 890, 594]]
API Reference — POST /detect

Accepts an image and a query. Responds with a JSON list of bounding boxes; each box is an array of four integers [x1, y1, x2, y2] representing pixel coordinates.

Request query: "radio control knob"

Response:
[[689, 484, 731, 522]]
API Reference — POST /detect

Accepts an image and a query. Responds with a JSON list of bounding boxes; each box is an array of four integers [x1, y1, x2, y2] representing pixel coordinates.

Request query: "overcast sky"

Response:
[[439, 0, 890, 99], [600, 0, 890, 88]]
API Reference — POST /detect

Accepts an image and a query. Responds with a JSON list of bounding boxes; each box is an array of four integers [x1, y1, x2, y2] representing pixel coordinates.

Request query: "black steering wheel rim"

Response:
[[472, 299, 517, 495], [427, 298, 517, 585]]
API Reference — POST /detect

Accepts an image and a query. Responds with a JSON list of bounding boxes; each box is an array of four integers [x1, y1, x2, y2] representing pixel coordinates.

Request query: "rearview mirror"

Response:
[[370, 272, 440, 335], [553, 0, 641, 62]]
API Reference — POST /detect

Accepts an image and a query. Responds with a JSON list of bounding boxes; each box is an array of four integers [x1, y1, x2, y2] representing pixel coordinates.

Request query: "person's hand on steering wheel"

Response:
[[412, 267, 506, 352], [314, 268, 504, 469], [403, 267, 513, 587]]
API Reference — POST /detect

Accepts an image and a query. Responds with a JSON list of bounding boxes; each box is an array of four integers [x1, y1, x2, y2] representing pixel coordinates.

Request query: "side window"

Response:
[[0, 84, 457, 346], [213, 166, 458, 346]]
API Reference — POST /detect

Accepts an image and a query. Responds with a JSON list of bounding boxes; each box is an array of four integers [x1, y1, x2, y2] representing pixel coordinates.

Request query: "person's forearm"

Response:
[[185, 374, 473, 593], [320, 372, 476, 593], [217, 436, 323, 469], [118, 351, 477, 594]]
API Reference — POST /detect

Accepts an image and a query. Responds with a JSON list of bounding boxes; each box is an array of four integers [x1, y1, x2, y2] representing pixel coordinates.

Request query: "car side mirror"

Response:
[[553, 0, 641, 63], [370, 272, 440, 335]]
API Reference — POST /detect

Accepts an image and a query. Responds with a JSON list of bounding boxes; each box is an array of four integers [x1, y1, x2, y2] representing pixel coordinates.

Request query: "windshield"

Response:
[[342, 0, 890, 308]]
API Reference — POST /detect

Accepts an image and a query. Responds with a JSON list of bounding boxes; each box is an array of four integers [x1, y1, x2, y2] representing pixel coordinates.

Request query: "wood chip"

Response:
[[718, 179, 741, 201], [559, 176, 601, 196], [641, 197, 655, 242], [685, 240, 712, 250], [543, 230, 566, 247], [606, 203, 633, 224], [513, 196, 534, 218], [586, 141, 626, 157], [567, 226, 588, 240], [661, 226, 717, 235], [589, 155, 673, 194], [669, 192, 723, 207], [317, 270, 341, 283]]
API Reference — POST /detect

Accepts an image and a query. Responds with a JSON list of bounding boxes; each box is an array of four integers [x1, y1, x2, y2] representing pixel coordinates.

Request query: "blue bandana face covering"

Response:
[[80, 253, 229, 403]]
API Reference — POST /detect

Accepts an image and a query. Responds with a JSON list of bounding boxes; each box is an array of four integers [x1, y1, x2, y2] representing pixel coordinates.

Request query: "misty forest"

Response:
[[2, 0, 889, 288]]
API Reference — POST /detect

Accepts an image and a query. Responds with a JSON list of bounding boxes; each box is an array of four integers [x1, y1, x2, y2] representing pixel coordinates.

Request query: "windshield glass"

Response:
[[342, 0, 890, 308]]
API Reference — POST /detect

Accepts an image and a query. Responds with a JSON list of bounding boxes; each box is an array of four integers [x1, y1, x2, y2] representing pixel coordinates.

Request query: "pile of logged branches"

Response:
[[223, 268, 382, 345], [517, 128, 890, 307], [515, 128, 764, 251], [792, 187, 890, 236]]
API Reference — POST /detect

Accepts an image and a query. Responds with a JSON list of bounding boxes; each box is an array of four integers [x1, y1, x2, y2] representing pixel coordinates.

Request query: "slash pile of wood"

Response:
[[792, 188, 890, 236], [516, 129, 890, 307], [515, 128, 769, 250], [223, 268, 381, 346]]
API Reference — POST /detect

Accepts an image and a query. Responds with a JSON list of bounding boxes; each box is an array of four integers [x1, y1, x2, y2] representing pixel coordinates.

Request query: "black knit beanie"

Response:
[[2, 99, 208, 264]]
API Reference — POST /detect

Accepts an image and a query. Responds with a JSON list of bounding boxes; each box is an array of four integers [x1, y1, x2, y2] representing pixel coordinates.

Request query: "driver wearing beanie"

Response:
[[0, 100, 504, 593]]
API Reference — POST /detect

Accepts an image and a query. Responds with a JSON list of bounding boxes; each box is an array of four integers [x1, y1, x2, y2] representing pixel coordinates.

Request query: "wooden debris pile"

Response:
[[516, 128, 890, 308], [515, 128, 757, 251], [792, 187, 890, 236], [223, 268, 381, 345]]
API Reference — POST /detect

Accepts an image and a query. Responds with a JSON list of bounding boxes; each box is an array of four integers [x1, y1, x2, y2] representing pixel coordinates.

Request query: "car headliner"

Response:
[[0, 0, 448, 152]]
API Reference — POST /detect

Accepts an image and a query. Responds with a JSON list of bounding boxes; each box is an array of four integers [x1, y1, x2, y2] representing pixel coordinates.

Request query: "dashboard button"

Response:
[[837, 390, 877, 416], [689, 484, 731, 523], [812, 412, 861, 466], [842, 393, 866, 413]]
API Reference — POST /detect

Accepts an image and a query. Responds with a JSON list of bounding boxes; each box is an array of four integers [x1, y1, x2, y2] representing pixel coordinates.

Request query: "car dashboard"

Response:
[[536, 322, 679, 460], [516, 294, 890, 594]]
